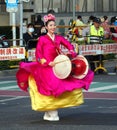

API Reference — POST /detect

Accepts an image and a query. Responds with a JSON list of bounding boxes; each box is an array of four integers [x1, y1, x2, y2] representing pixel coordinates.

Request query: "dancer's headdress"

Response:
[[43, 14, 55, 23]]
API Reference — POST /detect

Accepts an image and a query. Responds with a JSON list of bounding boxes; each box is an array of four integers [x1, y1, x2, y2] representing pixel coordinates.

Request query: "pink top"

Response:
[[36, 34, 74, 65]]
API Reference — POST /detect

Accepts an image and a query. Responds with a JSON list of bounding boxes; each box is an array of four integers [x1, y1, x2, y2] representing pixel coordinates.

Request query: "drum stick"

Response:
[[54, 57, 75, 65], [54, 59, 70, 65], [54, 56, 85, 65]]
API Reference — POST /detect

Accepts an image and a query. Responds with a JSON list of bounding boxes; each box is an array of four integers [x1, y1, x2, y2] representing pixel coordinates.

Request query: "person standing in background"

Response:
[[82, 17, 104, 71], [23, 23, 37, 49], [34, 15, 45, 38], [23, 23, 35, 44], [101, 16, 110, 39], [110, 16, 117, 42], [75, 15, 85, 26], [87, 15, 95, 26], [82, 17, 104, 44], [75, 15, 86, 36]]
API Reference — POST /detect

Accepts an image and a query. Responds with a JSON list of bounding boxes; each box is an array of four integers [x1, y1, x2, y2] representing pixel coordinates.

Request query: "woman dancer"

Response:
[[16, 14, 94, 121]]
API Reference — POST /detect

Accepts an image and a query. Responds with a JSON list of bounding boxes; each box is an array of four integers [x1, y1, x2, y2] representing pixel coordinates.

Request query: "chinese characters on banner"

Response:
[[0, 44, 117, 61], [0, 47, 25, 60], [78, 43, 117, 55], [27, 43, 117, 62]]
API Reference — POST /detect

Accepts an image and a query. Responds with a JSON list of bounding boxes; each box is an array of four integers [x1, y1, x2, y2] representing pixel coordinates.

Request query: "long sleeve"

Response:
[[59, 36, 74, 51], [57, 35, 77, 57], [35, 37, 43, 62], [35, 37, 48, 66]]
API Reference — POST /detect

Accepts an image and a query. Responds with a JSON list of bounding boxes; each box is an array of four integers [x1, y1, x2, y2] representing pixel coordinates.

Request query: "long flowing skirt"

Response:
[[29, 75, 84, 111]]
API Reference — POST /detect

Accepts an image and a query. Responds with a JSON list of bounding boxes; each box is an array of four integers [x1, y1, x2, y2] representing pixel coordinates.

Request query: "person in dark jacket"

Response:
[[34, 15, 45, 38], [23, 23, 37, 49]]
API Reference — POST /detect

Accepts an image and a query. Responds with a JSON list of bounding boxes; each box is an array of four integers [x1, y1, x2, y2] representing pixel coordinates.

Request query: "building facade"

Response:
[[0, 0, 117, 25]]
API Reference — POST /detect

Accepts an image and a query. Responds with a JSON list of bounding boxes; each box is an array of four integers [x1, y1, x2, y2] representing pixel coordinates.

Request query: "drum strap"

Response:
[[45, 34, 65, 55]]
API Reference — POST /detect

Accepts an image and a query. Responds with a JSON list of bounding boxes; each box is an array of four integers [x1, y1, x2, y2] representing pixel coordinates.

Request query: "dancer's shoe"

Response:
[[43, 111, 59, 121]]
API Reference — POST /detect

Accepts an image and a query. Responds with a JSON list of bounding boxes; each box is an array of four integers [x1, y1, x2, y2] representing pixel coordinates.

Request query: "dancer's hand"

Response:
[[40, 58, 47, 64], [49, 61, 55, 67], [70, 50, 77, 58]]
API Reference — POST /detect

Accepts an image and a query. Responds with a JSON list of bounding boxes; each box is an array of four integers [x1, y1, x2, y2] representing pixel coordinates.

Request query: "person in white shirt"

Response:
[[75, 15, 85, 36], [75, 15, 85, 26]]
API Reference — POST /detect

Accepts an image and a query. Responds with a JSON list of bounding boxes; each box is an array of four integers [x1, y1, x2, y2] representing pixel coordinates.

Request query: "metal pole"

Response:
[[12, 12, 16, 46], [19, 1, 23, 46], [73, 0, 76, 20]]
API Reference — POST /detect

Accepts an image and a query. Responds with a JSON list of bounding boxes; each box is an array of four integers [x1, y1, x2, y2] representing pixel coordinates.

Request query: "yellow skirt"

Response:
[[29, 75, 84, 111]]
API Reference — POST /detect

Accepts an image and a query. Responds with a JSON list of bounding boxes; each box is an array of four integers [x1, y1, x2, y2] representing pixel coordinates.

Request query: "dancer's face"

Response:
[[46, 21, 56, 35]]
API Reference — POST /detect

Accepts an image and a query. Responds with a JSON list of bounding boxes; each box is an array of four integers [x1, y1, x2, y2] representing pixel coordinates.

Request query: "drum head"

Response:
[[53, 55, 72, 79], [72, 55, 89, 79]]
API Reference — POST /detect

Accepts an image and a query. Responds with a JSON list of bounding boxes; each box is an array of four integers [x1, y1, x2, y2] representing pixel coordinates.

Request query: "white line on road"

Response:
[[0, 85, 18, 90], [0, 80, 16, 84], [0, 96, 27, 102], [91, 82, 98, 84], [89, 84, 117, 92]]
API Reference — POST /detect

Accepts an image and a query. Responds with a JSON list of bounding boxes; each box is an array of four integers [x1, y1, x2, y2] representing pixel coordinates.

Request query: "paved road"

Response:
[[0, 97, 117, 130], [0, 74, 117, 130]]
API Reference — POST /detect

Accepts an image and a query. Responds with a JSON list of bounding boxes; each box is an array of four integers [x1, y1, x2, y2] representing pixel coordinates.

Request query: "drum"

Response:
[[53, 54, 89, 80], [53, 55, 72, 79], [71, 55, 89, 79]]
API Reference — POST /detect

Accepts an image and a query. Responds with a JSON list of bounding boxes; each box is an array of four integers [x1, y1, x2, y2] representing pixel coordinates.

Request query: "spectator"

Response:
[[110, 16, 116, 33], [40, 25, 47, 36], [114, 16, 117, 26], [110, 16, 116, 25], [23, 23, 37, 49], [87, 15, 95, 26], [75, 15, 85, 26], [110, 16, 117, 42], [101, 16, 110, 39], [82, 17, 104, 43], [34, 15, 44, 38], [35, 15, 44, 26], [75, 15, 85, 36], [82, 17, 104, 71]]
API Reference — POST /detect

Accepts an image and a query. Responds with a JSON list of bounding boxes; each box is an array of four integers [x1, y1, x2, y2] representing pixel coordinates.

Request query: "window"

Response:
[[34, 0, 117, 13], [0, 0, 6, 13]]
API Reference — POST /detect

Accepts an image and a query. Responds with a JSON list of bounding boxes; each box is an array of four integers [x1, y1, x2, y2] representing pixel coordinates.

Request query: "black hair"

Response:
[[110, 16, 116, 24], [77, 15, 82, 19], [45, 20, 55, 26], [103, 16, 108, 21], [47, 9, 55, 14], [27, 23, 34, 28], [89, 15, 94, 20]]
